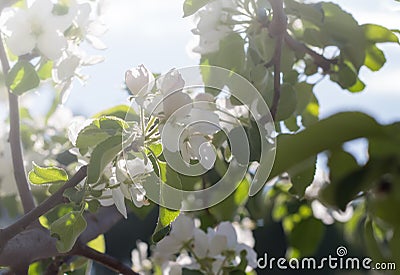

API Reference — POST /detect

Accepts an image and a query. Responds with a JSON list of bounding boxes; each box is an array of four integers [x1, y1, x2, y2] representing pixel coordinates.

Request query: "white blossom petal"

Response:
[[112, 186, 127, 219]]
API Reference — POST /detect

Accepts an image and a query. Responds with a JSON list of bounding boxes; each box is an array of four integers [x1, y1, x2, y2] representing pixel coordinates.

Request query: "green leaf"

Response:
[[348, 77, 366, 93], [331, 62, 357, 90], [302, 29, 330, 48], [328, 150, 359, 182], [87, 199, 101, 213], [28, 262, 44, 275], [159, 207, 180, 227], [146, 142, 163, 157], [364, 219, 385, 262], [288, 155, 317, 196], [209, 178, 250, 220], [63, 188, 85, 204], [183, 0, 211, 17], [37, 60, 53, 80], [284, 116, 300, 132], [50, 211, 87, 253], [6, 60, 40, 95], [363, 24, 399, 43], [320, 3, 366, 70], [270, 112, 384, 180], [364, 44, 386, 71], [214, 33, 245, 72], [12, 0, 27, 8], [252, 29, 276, 62], [321, 159, 389, 210], [284, 0, 324, 27], [28, 162, 68, 185], [152, 207, 180, 243], [76, 116, 127, 150], [294, 82, 314, 115], [288, 217, 325, 256], [87, 135, 123, 184], [276, 83, 297, 121], [93, 105, 139, 121], [87, 234, 106, 253]]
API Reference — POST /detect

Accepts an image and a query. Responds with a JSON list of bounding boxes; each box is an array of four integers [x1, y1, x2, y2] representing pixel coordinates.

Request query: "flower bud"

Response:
[[157, 69, 185, 95], [125, 64, 154, 96]]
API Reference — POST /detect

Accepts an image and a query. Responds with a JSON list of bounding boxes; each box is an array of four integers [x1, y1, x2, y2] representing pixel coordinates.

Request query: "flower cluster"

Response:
[[67, 116, 153, 218], [191, 0, 236, 54], [125, 65, 221, 171], [190, 0, 264, 54], [1, 0, 107, 100], [131, 215, 257, 274], [98, 158, 154, 218]]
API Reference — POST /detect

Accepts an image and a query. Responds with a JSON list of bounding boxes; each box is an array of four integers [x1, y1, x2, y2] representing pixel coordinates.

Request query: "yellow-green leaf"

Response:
[[6, 60, 40, 95], [28, 162, 68, 185]]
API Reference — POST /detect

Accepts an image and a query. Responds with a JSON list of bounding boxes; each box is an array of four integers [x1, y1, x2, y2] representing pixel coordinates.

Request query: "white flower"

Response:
[[161, 261, 182, 275], [118, 158, 153, 208], [125, 65, 155, 96], [153, 215, 258, 273], [99, 158, 153, 217], [161, 107, 219, 170], [53, 54, 81, 83], [211, 221, 258, 269], [110, 176, 128, 219], [162, 91, 192, 120], [311, 200, 354, 225], [192, 0, 235, 54], [131, 240, 152, 274], [215, 95, 249, 131], [180, 132, 216, 170], [232, 218, 255, 247], [72, 0, 108, 49], [154, 215, 195, 260], [4, 0, 76, 60], [157, 69, 185, 96]]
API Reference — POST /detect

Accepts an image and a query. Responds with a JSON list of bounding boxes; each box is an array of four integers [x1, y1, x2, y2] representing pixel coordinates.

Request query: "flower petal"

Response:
[[112, 187, 127, 219]]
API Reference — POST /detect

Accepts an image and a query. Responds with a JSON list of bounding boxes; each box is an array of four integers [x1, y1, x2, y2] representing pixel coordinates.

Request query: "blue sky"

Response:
[[64, 0, 400, 124]]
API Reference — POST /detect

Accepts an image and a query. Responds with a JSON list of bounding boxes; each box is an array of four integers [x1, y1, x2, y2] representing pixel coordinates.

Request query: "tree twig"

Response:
[[72, 243, 138, 275], [0, 166, 88, 249], [283, 32, 336, 73], [266, 0, 287, 120], [0, 33, 36, 213], [270, 35, 283, 120], [0, 206, 124, 270]]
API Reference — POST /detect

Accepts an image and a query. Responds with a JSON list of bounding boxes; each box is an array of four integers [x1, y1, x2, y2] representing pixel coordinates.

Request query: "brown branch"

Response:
[[0, 34, 36, 213], [284, 32, 336, 73], [80, 206, 123, 243], [0, 227, 58, 272], [270, 35, 283, 120], [266, 0, 287, 120], [0, 166, 88, 250], [72, 243, 138, 275], [0, 206, 124, 270], [268, 0, 287, 37]]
